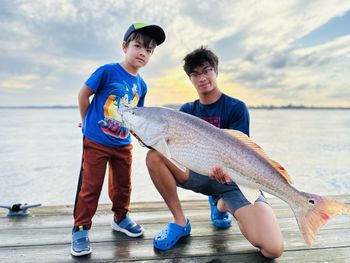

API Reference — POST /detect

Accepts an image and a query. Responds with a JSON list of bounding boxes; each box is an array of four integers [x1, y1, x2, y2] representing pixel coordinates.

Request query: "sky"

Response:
[[1, 0, 350, 107]]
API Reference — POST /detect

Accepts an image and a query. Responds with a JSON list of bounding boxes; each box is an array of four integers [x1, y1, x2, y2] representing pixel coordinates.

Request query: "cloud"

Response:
[[294, 35, 350, 64], [216, 2, 350, 106], [0, 0, 350, 106], [0, 75, 39, 90]]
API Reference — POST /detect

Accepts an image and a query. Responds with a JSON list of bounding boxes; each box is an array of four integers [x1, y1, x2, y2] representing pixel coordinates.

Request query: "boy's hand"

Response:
[[77, 122, 82, 128], [209, 165, 232, 184]]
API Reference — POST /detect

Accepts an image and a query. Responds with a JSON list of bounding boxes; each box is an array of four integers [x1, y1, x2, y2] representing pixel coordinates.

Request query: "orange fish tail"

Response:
[[292, 193, 350, 246]]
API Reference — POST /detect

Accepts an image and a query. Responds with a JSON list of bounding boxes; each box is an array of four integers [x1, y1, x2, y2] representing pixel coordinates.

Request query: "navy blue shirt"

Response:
[[179, 93, 250, 136]]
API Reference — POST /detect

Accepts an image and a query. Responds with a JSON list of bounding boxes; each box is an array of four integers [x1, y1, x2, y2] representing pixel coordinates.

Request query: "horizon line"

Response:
[[0, 104, 349, 110]]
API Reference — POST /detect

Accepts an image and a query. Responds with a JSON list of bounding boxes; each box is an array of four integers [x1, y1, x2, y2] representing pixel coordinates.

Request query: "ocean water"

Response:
[[0, 108, 349, 207]]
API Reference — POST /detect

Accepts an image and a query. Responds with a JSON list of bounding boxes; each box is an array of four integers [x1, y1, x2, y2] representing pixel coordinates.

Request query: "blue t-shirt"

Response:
[[179, 93, 250, 136], [83, 63, 147, 147]]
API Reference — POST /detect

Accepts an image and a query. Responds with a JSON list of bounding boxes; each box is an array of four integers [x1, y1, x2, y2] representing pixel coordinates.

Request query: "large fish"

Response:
[[122, 106, 350, 245]]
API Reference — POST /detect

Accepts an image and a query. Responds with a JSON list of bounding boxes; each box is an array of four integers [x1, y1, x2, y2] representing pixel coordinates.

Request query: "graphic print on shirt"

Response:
[[200, 116, 221, 128], [98, 82, 140, 139]]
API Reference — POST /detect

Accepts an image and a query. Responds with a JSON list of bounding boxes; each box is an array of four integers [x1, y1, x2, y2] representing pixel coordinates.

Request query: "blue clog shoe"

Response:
[[153, 219, 191, 251], [209, 195, 232, 229]]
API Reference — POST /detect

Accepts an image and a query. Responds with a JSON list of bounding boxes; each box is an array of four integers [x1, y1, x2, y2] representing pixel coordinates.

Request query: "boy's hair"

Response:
[[125, 32, 158, 50], [183, 46, 219, 76]]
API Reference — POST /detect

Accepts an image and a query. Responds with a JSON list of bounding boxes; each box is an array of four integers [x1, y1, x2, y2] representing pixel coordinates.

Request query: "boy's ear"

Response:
[[122, 41, 128, 53]]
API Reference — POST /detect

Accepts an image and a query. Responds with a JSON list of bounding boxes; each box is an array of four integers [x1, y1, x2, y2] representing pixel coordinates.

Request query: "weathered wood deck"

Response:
[[1, 195, 350, 262]]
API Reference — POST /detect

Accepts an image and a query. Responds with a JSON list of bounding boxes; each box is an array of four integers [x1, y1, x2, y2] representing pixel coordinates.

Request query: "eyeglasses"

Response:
[[189, 67, 214, 79]]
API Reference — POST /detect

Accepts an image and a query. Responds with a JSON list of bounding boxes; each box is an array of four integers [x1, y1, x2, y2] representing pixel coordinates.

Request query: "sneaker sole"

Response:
[[111, 221, 144, 237], [70, 246, 92, 257]]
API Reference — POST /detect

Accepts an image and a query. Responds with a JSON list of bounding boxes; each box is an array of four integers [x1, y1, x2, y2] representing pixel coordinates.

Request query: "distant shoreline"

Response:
[[1, 105, 349, 110]]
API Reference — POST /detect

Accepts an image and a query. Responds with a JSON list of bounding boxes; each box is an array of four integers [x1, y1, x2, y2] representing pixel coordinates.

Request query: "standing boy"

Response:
[[71, 22, 166, 257], [146, 47, 284, 259]]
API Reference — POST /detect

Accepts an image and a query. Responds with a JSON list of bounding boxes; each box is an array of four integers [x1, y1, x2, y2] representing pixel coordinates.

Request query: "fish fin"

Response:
[[152, 137, 172, 160], [223, 129, 294, 184], [147, 137, 186, 172], [236, 183, 261, 204], [292, 193, 350, 246]]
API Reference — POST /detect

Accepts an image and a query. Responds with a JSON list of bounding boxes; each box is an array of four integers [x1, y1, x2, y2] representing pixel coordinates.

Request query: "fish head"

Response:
[[123, 107, 170, 147]]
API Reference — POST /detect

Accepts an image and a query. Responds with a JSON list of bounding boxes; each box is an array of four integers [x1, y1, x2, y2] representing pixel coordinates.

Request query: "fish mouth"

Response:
[[121, 108, 144, 132], [121, 109, 133, 128]]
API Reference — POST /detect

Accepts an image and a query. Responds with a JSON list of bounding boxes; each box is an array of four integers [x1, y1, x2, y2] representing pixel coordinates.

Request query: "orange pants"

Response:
[[73, 137, 133, 228]]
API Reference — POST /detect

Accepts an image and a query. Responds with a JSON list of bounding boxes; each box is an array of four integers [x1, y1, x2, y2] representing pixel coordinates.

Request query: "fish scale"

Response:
[[123, 106, 350, 246], [168, 118, 222, 175], [168, 110, 286, 196]]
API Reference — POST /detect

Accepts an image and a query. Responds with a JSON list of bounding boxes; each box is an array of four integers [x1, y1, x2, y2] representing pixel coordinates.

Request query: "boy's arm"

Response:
[[78, 84, 94, 127]]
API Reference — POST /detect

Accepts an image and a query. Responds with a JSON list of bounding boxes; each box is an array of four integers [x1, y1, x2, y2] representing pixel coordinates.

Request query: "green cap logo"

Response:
[[133, 22, 147, 30]]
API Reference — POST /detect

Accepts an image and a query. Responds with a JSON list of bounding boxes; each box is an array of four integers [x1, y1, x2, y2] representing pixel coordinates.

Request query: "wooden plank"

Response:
[[0, 196, 349, 262], [1, 215, 349, 247], [130, 247, 350, 263], [0, 230, 349, 262], [1, 201, 348, 230], [1, 194, 348, 217], [0, 204, 349, 243]]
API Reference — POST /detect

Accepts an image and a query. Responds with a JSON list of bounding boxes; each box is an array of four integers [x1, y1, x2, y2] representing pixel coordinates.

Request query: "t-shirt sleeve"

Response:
[[179, 103, 191, 113], [228, 101, 250, 136], [84, 66, 106, 93], [137, 80, 147, 107]]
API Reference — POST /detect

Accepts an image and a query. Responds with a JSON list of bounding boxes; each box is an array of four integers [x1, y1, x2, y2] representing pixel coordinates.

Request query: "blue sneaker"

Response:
[[71, 227, 92, 257], [209, 195, 232, 229], [111, 215, 144, 237]]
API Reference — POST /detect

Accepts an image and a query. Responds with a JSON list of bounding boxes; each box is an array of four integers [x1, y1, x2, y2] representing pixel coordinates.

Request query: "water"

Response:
[[0, 108, 349, 206]]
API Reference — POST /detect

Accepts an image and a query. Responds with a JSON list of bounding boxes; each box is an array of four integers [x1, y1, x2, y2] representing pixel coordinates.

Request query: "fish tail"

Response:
[[291, 193, 350, 246]]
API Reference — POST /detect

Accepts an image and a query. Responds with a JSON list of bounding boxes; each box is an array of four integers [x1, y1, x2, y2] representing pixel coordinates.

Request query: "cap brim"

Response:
[[137, 25, 166, 46]]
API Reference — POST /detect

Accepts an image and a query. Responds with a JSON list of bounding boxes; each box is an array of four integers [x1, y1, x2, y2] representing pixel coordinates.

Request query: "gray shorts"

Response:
[[177, 170, 267, 214]]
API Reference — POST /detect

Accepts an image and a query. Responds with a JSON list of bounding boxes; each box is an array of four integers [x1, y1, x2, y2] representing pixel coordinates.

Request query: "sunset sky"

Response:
[[1, 0, 350, 107]]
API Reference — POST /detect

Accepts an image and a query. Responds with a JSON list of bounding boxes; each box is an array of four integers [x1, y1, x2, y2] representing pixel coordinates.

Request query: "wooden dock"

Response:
[[1, 195, 350, 262]]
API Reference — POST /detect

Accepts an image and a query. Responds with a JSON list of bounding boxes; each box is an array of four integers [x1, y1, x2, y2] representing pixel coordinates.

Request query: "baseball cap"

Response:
[[123, 22, 166, 46]]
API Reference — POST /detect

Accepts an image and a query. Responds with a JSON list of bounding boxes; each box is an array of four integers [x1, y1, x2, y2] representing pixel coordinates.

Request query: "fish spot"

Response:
[[308, 199, 315, 204]]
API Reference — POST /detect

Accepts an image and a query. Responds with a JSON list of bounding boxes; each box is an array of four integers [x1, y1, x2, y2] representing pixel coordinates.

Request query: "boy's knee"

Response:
[[261, 242, 284, 259], [145, 150, 162, 170]]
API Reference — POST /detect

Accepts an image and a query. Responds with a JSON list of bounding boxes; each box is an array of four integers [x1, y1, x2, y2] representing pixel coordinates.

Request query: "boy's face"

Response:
[[122, 38, 155, 70], [189, 62, 218, 95]]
